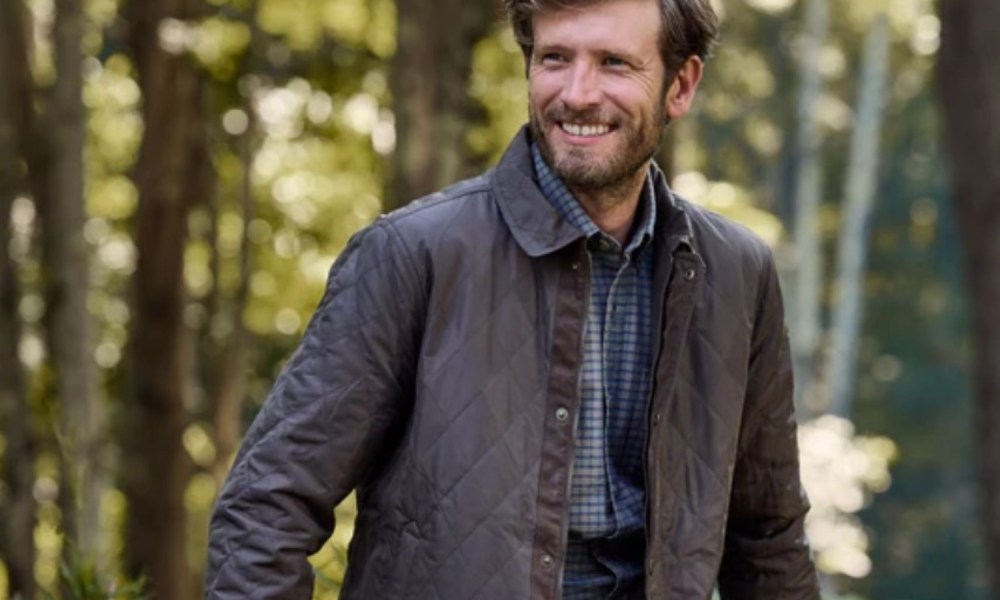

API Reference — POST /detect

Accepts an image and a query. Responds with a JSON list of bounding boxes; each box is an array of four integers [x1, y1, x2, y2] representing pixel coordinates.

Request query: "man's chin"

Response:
[[550, 160, 616, 191]]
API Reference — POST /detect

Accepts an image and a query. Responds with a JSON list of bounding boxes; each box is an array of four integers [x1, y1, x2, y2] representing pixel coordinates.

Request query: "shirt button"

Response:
[[555, 407, 569, 422], [541, 554, 554, 569], [684, 268, 697, 281]]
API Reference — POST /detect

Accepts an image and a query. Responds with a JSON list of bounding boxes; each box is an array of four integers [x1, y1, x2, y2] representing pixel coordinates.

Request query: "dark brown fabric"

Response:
[[205, 129, 820, 599]]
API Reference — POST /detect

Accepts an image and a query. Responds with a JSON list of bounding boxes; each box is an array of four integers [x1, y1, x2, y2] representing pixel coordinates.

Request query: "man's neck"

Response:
[[568, 166, 649, 246]]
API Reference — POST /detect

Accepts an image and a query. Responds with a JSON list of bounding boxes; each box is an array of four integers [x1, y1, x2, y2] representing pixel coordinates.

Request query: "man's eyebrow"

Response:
[[597, 48, 644, 62], [533, 42, 573, 54], [534, 42, 643, 62]]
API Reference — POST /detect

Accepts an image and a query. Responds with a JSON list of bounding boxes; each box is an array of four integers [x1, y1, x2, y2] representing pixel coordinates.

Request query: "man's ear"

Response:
[[664, 56, 705, 120]]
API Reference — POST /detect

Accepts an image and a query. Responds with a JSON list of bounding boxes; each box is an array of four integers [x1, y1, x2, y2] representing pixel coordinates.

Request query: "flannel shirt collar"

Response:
[[529, 143, 656, 257]]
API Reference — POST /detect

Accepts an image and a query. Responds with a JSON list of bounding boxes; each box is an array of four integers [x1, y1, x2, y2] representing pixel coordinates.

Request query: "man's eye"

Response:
[[541, 53, 565, 63], [603, 56, 628, 67]]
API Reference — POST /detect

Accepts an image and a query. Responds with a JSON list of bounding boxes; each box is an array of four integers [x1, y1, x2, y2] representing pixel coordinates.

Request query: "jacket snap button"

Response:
[[555, 407, 569, 422], [684, 268, 696, 281], [571, 262, 580, 271], [541, 554, 554, 569], [653, 413, 661, 425]]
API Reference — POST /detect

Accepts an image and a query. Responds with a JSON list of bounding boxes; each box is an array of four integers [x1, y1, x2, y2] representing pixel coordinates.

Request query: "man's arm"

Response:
[[717, 248, 821, 599], [204, 219, 424, 598]]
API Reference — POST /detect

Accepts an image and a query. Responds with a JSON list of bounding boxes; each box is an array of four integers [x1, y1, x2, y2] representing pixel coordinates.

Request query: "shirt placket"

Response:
[[599, 242, 631, 534], [529, 142, 657, 598]]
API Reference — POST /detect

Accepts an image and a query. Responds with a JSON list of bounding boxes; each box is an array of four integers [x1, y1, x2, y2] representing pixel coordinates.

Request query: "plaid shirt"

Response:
[[531, 145, 656, 599]]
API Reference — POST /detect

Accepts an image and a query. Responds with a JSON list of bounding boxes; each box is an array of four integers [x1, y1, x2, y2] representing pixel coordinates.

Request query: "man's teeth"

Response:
[[562, 123, 610, 137]]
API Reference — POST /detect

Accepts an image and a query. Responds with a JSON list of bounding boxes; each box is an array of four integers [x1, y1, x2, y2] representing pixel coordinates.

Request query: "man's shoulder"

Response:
[[381, 171, 496, 234], [365, 168, 509, 264]]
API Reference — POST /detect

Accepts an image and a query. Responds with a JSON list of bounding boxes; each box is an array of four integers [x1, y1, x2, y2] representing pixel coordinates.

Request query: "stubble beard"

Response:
[[529, 99, 669, 208]]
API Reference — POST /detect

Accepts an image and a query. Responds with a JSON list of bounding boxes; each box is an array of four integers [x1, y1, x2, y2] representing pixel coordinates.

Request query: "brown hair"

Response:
[[504, 0, 720, 73]]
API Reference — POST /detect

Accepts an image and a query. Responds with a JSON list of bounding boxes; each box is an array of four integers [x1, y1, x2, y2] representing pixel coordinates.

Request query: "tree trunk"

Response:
[[200, 97, 254, 489], [387, 0, 494, 210], [825, 14, 890, 418], [209, 103, 254, 486], [45, 0, 104, 562], [0, 0, 39, 596], [789, 0, 829, 414], [937, 0, 1000, 595], [0, 3, 37, 595], [0, 185, 36, 600], [203, 2, 260, 488], [121, 0, 212, 596]]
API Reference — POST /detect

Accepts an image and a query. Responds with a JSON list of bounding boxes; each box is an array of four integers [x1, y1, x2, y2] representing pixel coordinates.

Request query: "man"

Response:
[[206, 0, 820, 597]]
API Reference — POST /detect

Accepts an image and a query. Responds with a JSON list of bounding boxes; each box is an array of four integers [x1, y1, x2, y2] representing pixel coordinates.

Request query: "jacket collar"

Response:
[[492, 127, 696, 258], [648, 157, 697, 259]]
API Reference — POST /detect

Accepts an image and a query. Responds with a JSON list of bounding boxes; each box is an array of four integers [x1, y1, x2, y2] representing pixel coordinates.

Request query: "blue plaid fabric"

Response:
[[531, 145, 656, 599]]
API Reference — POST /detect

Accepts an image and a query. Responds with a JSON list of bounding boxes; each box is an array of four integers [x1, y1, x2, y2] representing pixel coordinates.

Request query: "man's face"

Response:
[[528, 0, 669, 194]]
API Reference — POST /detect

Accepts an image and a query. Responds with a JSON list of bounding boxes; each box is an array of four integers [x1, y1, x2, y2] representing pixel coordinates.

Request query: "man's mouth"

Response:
[[559, 122, 612, 137]]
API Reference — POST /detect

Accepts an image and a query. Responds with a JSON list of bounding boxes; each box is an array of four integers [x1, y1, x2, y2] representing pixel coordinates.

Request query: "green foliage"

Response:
[[44, 555, 147, 600], [468, 24, 528, 166], [308, 494, 357, 599], [311, 544, 348, 599]]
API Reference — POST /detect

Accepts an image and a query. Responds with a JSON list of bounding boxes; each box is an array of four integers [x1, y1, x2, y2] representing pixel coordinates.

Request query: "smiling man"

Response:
[[205, 0, 820, 598], [528, 0, 678, 237]]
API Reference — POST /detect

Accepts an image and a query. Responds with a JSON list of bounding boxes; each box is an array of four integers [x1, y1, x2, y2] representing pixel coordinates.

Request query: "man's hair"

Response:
[[504, 0, 720, 73]]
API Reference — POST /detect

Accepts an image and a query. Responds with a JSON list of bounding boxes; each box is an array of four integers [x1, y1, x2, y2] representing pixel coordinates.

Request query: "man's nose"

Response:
[[560, 62, 602, 109]]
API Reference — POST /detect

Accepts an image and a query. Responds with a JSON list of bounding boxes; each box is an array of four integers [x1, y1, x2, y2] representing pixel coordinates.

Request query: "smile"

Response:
[[560, 122, 612, 137]]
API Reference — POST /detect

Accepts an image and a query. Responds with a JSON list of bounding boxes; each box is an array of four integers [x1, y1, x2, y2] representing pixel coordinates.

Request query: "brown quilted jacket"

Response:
[[205, 129, 820, 599]]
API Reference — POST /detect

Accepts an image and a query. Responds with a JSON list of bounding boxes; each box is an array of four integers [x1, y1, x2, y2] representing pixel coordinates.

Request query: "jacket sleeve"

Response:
[[717, 247, 821, 599], [204, 219, 424, 598]]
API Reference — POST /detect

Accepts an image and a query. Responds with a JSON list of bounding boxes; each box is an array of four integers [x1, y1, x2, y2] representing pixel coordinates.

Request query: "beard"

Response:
[[529, 97, 669, 199]]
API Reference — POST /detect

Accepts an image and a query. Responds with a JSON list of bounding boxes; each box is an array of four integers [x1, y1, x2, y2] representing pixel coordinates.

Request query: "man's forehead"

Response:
[[531, 0, 661, 28], [531, 0, 663, 50]]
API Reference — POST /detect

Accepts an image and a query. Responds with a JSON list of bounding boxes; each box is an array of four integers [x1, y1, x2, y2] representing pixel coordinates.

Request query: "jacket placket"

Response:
[[644, 233, 704, 599], [530, 241, 591, 600]]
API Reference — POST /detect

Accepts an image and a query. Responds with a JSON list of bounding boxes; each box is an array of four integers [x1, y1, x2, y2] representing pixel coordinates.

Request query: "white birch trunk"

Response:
[[826, 15, 891, 418], [791, 0, 830, 411]]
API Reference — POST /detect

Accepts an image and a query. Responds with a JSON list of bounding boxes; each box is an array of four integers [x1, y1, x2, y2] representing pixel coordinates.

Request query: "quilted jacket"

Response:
[[205, 129, 820, 599]]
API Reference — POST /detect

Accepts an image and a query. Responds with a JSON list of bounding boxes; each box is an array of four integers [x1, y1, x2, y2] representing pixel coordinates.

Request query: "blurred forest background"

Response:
[[0, 0, 998, 598]]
